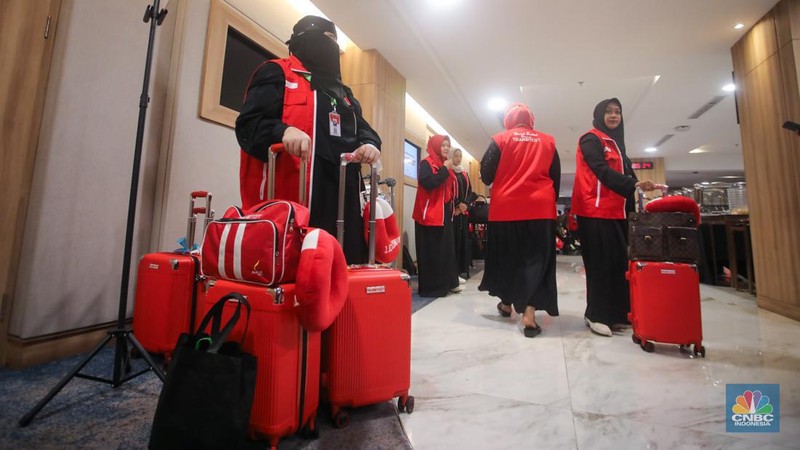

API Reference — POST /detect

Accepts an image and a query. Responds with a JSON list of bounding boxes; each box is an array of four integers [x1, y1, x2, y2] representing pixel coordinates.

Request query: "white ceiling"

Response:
[[307, 0, 779, 190]]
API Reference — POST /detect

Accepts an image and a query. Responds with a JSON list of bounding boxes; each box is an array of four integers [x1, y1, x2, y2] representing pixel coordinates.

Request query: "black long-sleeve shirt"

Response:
[[235, 61, 381, 164], [578, 133, 637, 198], [418, 160, 451, 191]]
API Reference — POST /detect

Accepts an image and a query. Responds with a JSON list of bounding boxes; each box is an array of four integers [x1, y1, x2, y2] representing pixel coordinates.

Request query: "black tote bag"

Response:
[[149, 292, 257, 450]]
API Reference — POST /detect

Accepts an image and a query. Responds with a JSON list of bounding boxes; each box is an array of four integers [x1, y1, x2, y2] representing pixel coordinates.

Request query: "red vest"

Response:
[[571, 129, 627, 219], [412, 157, 453, 226], [488, 127, 557, 221], [240, 55, 315, 210]]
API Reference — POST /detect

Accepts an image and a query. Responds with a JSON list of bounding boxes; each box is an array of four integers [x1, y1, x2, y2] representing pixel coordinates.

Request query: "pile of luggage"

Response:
[[627, 192, 706, 357], [133, 147, 413, 449]]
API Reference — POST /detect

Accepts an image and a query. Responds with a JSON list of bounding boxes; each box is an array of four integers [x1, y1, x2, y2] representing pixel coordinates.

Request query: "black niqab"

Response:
[[287, 16, 345, 98], [592, 98, 625, 153]]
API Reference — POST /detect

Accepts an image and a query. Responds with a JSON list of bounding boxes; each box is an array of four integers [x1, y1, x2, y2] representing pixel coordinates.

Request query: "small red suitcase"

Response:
[[627, 260, 705, 356], [133, 191, 212, 358], [199, 278, 320, 449], [321, 156, 414, 428]]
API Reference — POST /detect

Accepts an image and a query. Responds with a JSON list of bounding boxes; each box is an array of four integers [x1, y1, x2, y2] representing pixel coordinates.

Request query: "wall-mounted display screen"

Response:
[[404, 139, 421, 180]]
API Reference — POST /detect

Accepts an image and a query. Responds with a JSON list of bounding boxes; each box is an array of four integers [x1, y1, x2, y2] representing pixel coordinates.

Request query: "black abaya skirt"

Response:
[[309, 158, 367, 264], [453, 214, 470, 277], [478, 220, 559, 316], [415, 219, 459, 298], [577, 216, 629, 326]]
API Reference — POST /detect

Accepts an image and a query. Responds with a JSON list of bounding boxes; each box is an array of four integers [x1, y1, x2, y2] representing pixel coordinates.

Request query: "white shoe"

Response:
[[450, 285, 463, 293], [458, 276, 466, 285], [585, 317, 612, 337]]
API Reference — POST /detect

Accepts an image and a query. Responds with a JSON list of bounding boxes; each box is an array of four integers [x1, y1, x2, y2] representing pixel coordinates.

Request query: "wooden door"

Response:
[[0, 0, 62, 365]]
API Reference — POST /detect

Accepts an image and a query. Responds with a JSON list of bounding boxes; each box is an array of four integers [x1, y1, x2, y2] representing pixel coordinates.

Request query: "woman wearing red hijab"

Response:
[[478, 103, 561, 337], [412, 135, 461, 297]]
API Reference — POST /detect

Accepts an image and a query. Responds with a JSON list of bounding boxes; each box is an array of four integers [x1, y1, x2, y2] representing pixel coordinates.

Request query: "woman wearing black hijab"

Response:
[[571, 98, 654, 337], [236, 16, 381, 264]]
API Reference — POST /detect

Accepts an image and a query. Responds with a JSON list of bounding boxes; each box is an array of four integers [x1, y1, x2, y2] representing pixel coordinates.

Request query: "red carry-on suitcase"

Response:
[[197, 146, 319, 449], [198, 278, 320, 449], [627, 260, 705, 357], [321, 155, 414, 428], [132, 191, 212, 359]]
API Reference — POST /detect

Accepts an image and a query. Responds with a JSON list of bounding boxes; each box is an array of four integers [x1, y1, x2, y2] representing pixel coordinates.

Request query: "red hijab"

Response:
[[503, 102, 535, 130], [425, 134, 450, 169]]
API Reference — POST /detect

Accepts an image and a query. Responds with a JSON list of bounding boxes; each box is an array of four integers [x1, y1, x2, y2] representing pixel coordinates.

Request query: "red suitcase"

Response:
[[199, 278, 320, 449], [627, 260, 705, 356], [133, 191, 212, 358], [321, 156, 414, 428]]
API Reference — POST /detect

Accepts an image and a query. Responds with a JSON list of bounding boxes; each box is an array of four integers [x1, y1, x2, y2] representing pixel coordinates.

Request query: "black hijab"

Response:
[[592, 98, 625, 154], [287, 15, 346, 98]]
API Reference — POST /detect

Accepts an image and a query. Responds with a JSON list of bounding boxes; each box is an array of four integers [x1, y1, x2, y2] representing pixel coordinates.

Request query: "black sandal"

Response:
[[497, 302, 511, 317], [523, 324, 542, 338]]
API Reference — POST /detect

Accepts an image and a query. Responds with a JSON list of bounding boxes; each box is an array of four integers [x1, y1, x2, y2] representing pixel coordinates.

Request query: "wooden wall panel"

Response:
[[341, 48, 406, 265], [0, 0, 62, 365], [733, 0, 800, 320]]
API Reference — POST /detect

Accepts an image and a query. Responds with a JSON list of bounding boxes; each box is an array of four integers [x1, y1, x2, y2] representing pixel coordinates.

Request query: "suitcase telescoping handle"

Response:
[[267, 143, 308, 205], [636, 184, 669, 212], [187, 191, 213, 249], [338, 152, 378, 264]]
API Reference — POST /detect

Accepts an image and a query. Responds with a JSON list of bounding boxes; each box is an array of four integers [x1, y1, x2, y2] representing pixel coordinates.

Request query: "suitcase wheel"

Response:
[[333, 410, 350, 429], [640, 340, 655, 353], [398, 395, 415, 414], [693, 344, 706, 358], [632, 335, 641, 345]]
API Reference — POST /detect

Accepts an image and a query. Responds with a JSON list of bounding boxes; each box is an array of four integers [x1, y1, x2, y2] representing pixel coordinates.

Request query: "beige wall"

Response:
[[732, 0, 800, 321], [10, 0, 175, 338]]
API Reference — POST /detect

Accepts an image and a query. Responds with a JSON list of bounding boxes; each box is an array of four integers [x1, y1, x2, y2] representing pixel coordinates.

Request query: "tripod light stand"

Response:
[[20, 0, 169, 427]]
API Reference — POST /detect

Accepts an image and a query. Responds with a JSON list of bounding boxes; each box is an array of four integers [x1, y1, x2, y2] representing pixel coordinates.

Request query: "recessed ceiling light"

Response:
[[644, 147, 658, 153], [689, 148, 706, 154], [674, 125, 691, 132], [734, 23, 745, 29], [723, 83, 736, 92], [488, 97, 507, 111]]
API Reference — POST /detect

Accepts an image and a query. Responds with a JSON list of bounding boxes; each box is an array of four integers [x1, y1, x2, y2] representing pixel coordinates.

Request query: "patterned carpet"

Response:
[[0, 343, 412, 450]]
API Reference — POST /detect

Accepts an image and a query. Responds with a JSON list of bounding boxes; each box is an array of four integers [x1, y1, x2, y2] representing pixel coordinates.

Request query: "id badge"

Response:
[[329, 111, 341, 137]]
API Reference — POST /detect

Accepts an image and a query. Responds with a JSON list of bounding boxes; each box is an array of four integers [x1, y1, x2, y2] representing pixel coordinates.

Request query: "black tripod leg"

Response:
[[19, 333, 113, 427], [126, 332, 165, 381]]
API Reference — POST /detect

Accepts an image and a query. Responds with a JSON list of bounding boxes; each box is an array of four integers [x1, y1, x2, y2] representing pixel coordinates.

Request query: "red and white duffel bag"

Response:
[[201, 199, 310, 286]]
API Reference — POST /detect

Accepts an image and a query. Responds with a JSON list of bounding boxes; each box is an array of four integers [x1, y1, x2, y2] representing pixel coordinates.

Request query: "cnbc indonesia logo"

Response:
[[727, 385, 779, 432]]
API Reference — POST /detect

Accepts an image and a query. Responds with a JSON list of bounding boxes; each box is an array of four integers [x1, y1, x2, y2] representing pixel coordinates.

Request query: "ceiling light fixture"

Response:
[[488, 97, 507, 112], [689, 148, 706, 154], [644, 147, 658, 153], [734, 23, 745, 29], [723, 83, 736, 92]]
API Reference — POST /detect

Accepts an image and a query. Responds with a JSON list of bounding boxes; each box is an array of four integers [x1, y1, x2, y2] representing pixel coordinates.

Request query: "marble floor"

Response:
[[399, 256, 800, 449]]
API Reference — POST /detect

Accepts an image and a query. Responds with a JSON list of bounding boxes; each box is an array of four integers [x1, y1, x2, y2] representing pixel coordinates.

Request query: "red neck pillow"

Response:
[[362, 197, 401, 263], [644, 196, 701, 226], [294, 228, 348, 332]]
